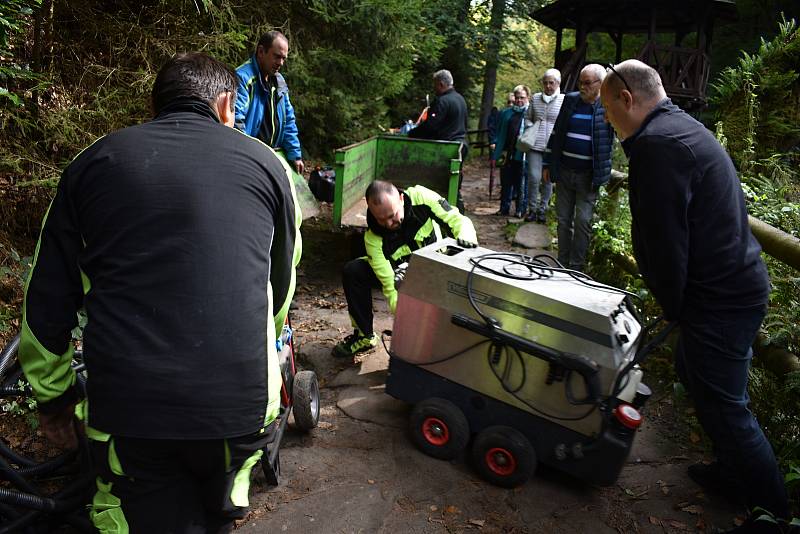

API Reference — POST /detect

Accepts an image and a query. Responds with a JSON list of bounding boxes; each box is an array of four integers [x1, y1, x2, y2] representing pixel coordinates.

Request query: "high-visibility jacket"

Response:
[[364, 185, 477, 313]]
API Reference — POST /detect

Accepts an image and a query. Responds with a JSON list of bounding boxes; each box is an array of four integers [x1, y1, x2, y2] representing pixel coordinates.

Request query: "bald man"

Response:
[[601, 59, 788, 530], [333, 181, 477, 359]]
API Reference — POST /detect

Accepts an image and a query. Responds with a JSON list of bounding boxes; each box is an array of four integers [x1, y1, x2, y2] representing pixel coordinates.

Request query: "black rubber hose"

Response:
[[0, 334, 20, 379], [0, 440, 37, 468], [0, 454, 41, 496], [18, 450, 76, 477], [0, 500, 21, 518], [0, 487, 58, 511]]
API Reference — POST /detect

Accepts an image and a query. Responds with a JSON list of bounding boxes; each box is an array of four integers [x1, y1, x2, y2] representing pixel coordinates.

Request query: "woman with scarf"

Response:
[[523, 69, 564, 223], [490, 84, 530, 217]]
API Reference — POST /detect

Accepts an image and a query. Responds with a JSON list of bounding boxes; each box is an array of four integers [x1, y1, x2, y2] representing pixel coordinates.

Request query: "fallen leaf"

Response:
[[649, 516, 662, 525], [733, 516, 745, 526], [668, 520, 688, 530], [689, 432, 701, 443], [681, 504, 704, 515], [467, 519, 485, 527], [445, 505, 460, 515], [430, 505, 438, 512], [368, 479, 375, 484]]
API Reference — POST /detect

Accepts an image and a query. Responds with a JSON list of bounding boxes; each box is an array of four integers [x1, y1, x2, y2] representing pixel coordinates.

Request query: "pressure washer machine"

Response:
[[386, 238, 667, 488]]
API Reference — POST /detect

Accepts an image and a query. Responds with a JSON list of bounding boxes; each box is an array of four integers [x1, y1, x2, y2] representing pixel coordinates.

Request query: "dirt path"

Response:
[[240, 161, 745, 534]]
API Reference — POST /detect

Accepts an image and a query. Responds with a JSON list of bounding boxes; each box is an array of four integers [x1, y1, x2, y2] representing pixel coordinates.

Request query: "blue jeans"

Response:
[[499, 159, 524, 215], [555, 167, 596, 270], [526, 151, 553, 216], [675, 306, 788, 519]]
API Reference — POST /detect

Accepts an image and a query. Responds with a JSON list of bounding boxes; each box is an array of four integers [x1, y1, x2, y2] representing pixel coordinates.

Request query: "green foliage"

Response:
[[0, 0, 42, 106], [711, 16, 800, 171]]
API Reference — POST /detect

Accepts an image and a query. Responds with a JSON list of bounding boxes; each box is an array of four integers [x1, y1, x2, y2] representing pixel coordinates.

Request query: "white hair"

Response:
[[433, 69, 454, 87], [581, 63, 606, 81], [543, 68, 561, 83]]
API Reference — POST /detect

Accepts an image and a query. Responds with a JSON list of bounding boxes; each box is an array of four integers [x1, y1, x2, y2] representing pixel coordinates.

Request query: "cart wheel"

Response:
[[471, 426, 535, 488], [292, 370, 320, 431], [409, 397, 469, 460]]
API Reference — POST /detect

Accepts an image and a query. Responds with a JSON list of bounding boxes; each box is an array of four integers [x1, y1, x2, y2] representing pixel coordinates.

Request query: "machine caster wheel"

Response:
[[292, 370, 320, 431], [409, 397, 469, 460], [471, 425, 536, 488]]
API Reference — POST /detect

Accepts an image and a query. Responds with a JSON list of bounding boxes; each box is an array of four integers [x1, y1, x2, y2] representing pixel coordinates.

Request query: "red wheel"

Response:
[[472, 426, 535, 487], [485, 447, 517, 476], [410, 398, 469, 460], [421, 417, 450, 446]]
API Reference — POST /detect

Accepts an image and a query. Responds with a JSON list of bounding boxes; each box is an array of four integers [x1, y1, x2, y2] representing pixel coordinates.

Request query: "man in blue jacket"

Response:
[[543, 63, 614, 272], [235, 31, 304, 174], [601, 59, 788, 532]]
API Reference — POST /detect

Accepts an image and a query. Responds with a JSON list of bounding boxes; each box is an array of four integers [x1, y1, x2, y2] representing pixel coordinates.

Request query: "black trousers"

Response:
[[89, 430, 270, 533], [342, 257, 382, 336]]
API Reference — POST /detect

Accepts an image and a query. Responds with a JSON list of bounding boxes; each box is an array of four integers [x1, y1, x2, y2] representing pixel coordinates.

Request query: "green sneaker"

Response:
[[332, 330, 378, 358]]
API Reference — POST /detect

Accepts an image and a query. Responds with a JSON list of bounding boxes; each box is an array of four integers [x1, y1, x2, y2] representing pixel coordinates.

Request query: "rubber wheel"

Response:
[[292, 370, 320, 431], [409, 397, 469, 460], [471, 425, 536, 488]]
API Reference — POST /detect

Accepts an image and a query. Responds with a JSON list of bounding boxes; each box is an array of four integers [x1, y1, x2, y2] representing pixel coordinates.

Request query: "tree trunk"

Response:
[[478, 0, 506, 132], [440, 0, 472, 97]]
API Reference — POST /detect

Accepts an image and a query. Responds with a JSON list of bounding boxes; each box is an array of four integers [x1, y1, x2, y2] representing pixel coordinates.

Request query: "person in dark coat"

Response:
[[410, 69, 469, 211], [19, 52, 301, 532], [601, 59, 789, 533]]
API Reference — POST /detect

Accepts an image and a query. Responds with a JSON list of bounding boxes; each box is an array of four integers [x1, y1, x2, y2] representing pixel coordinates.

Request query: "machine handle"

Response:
[[451, 314, 602, 403]]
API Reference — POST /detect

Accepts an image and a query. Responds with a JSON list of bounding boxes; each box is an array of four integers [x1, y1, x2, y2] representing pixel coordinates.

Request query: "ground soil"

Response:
[[0, 159, 747, 533]]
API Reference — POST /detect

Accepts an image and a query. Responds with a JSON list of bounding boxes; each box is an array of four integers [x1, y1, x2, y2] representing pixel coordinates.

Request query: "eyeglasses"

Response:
[[578, 79, 600, 87], [606, 63, 632, 93]]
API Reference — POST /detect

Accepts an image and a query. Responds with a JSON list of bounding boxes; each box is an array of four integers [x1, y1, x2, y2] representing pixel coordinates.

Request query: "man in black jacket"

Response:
[[601, 59, 788, 531], [19, 52, 300, 532], [410, 69, 469, 211]]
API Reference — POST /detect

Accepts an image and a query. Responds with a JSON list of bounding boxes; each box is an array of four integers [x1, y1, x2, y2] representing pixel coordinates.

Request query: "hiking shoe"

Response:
[[332, 331, 378, 358], [524, 212, 537, 222], [687, 461, 746, 505], [537, 213, 546, 223]]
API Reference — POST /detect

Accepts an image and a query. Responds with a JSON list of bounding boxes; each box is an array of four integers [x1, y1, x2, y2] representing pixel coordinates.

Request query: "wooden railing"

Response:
[[467, 128, 490, 156], [637, 41, 711, 104]]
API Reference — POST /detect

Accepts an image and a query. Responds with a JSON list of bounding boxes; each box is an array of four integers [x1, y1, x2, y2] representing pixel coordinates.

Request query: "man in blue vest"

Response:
[[235, 31, 304, 174], [543, 64, 614, 272]]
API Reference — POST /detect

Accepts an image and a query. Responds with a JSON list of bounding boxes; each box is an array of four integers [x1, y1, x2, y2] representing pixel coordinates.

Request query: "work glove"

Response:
[[393, 262, 409, 286], [457, 238, 477, 248]]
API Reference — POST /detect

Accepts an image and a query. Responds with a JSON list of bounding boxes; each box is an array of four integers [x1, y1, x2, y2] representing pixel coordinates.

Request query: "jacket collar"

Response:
[[251, 54, 289, 95], [155, 98, 221, 123], [621, 98, 674, 157]]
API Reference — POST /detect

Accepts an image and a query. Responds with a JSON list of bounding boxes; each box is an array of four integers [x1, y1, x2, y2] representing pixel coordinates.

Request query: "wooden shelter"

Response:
[[531, 0, 738, 110]]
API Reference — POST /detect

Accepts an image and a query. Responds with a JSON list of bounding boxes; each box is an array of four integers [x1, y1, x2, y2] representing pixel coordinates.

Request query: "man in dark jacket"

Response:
[[333, 181, 477, 358], [601, 59, 788, 531], [19, 52, 301, 532], [410, 69, 469, 211], [543, 63, 614, 271]]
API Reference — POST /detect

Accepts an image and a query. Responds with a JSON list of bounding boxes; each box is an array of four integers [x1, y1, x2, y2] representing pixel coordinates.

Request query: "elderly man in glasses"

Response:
[[542, 64, 614, 272], [600, 59, 789, 533]]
